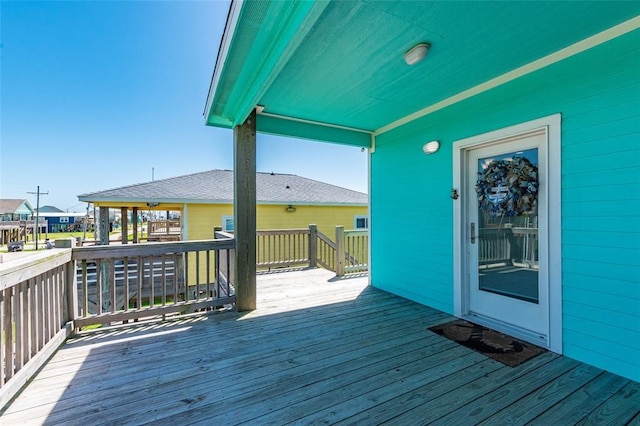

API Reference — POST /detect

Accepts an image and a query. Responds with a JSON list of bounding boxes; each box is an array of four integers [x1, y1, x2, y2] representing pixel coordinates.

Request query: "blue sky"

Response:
[[1, 1, 368, 212]]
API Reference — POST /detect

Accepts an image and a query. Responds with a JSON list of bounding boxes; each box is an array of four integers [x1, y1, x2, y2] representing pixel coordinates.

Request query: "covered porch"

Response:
[[2, 267, 638, 424], [204, 0, 640, 383]]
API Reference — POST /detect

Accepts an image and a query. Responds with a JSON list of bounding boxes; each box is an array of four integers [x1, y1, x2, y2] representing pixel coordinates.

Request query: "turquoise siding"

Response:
[[371, 29, 640, 381]]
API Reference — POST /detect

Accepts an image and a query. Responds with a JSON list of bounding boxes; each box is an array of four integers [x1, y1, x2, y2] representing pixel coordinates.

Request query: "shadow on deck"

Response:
[[1, 268, 638, 425]]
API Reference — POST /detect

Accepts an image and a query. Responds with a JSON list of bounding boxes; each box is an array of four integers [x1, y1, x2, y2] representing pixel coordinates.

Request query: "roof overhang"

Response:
[[205, 1, 640, 147]]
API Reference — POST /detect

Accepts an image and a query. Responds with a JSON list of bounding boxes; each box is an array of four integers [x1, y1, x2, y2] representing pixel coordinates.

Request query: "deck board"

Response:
[[1, 268, 638, 425]]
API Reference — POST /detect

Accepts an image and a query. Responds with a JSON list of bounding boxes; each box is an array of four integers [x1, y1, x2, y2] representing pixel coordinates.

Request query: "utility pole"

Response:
[[27, 186, 48, 250]]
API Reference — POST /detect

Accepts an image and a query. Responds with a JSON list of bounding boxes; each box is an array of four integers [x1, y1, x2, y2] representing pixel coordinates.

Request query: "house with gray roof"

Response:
[[78, 170, 367, 242]]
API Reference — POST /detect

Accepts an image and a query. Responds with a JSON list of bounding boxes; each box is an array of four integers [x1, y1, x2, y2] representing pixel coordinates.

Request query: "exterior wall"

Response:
[[186, 203, 367, 240], [186, 204, 233, 240], [185, 202, 367, 288], [371, 30, 639, 380], [256, 204, 367, 237]]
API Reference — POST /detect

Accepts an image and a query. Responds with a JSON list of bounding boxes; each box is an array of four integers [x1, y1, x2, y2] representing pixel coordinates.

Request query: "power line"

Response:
[[27, 186, 49, 250]]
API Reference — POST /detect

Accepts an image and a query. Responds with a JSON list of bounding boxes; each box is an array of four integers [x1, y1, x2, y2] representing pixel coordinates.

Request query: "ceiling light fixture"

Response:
[[404, 42, 430, 65]]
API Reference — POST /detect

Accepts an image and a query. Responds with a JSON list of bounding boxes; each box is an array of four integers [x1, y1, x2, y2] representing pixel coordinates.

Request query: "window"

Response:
[[222, 215, 234, 232], [59, 216, 70, 223], [354, 215, 368, 229]]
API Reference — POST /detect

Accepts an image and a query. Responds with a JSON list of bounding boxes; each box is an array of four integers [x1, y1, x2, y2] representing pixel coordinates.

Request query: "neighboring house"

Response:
[[39, 212, 88, 233], [77, 169, 368, 241], [0, 199, 34, 221], [0, 199, 37, 245], [203, 2, 640, 382]]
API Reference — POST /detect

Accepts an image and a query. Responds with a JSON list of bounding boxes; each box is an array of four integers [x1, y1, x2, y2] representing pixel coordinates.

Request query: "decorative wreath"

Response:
[[475, 156, 539, 217]]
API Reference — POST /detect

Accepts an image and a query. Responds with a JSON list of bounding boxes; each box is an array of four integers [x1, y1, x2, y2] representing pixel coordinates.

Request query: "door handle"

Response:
[[470, 222, 476, 244]]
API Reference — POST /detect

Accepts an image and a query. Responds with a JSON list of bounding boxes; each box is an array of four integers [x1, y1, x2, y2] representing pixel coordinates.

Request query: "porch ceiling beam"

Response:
[[257, 112, 372, 148], [234, 109, 257, 311]]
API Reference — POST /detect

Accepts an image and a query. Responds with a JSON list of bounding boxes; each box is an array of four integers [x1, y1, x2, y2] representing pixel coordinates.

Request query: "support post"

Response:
[[120, 207, 128, 244], [335, 225, 345, 276], [132, 207, 139, 244], [233, 109, 257, 311], [98, 208, 110, 246], [308, 224, 318, 268]]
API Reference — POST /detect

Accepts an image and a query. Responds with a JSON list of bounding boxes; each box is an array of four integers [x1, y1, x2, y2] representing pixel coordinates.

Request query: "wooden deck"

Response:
[[2, 268, 638, 425]]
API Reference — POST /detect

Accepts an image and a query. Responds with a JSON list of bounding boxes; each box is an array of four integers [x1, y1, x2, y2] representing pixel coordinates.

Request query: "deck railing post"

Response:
[[335, 225, 345, 276], [308, 224, 318, 268], [65, 255, 78, 332]]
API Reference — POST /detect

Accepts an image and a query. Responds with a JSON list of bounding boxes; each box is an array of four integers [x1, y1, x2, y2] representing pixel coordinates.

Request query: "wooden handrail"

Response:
[[72, 237, 236, 328], [0, 249, 74, 408]]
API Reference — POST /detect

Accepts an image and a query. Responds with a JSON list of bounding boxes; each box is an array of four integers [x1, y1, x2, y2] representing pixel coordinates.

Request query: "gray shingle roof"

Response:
[[0, 199, 33, 214], [78, 170, 367, 205]]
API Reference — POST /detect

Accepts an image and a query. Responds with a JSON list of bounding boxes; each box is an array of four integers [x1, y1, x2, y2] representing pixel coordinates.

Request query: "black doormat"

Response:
[[428, 319, 546, 367]]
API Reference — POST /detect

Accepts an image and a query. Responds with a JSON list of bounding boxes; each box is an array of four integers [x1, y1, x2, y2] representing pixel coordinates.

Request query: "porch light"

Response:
[[422, 140, 440, 155], [286, 205, 296, 212], [404, 43, 430, 65]]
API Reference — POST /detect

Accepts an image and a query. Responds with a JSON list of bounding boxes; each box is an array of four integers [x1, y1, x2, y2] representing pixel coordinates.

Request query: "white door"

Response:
[[464, 129, 549, 346]]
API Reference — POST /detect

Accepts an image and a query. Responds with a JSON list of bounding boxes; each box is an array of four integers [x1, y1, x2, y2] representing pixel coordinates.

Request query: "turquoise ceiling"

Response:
[[205, 1, 640, 146]]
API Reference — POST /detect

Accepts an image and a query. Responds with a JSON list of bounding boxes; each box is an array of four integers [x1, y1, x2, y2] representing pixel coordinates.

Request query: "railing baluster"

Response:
[[81, 260, 88, 317], [172, 253, 178, 304], [162, 255, 167, 306], [184, 253, 189, 302], [149, 256, 155, 308], [18, 281, 27, 369], [96, 260, 103, 316], [226, 248, 231, 297], [42, 270, 50, 341], [195, 250, 200, 301], [30, 277, 38, 356], [1, 288, 10, 383], [39, 273, 47, 346], [136, 256, 142, 310], [123, 257, 130, 312], [109, 258, 116, 314], [206, 250, 211, 299], [0, 290, 5, 385], [214, 249, 220, 298]]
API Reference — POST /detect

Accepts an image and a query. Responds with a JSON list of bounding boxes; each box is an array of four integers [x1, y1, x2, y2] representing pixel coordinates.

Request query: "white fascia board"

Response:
[[80, 198, 367, 207], [256, 201, 368, 207], [203, 0, 244, 122]]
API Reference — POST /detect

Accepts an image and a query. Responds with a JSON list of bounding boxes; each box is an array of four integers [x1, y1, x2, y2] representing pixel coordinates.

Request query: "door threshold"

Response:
[[463, 312, 550, 351]]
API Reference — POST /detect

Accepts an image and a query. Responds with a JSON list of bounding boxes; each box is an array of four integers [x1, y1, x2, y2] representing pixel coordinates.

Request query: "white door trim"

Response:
[[453, 114, 562, 353]]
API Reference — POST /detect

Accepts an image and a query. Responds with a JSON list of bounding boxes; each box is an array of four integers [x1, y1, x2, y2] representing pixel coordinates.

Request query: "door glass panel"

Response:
[[476, 148, 539, 304]]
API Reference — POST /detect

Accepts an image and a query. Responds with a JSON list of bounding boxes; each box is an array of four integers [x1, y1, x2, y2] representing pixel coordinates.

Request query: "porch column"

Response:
[[120, 207, 128, 244], [132, 207, 139, 244], [233, 109, 257, 311], [98, 207, 110, 245]]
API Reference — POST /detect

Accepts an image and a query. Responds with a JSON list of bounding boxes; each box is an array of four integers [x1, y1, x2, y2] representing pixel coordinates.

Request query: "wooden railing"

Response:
[[0, 220, 48, 230], [0, 235, 235, 408], [342, 229, 369, 274], [479, 227, 538, 268], [256, 228, 310, 269], [316, 230, 336, 271], [334, 226, 369, 275], [146, 219, 181, 242], [73, 238, 236, 328], [253, 225, 368, 276], [0, 250, 75, 408]]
